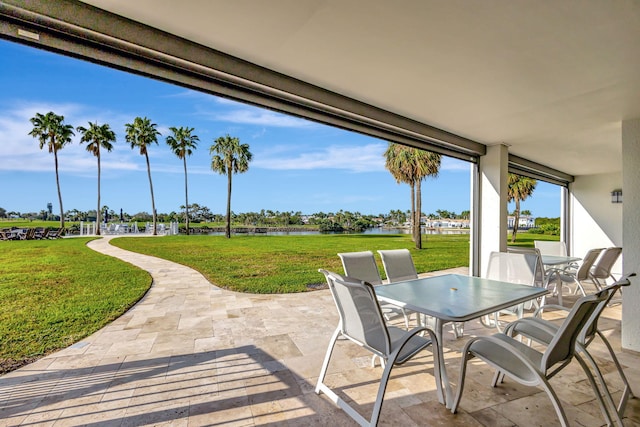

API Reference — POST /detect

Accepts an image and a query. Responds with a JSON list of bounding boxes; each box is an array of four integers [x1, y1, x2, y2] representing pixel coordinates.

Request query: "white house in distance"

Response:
[[507, 215, 535, 229], [424, 218, 470, 228]]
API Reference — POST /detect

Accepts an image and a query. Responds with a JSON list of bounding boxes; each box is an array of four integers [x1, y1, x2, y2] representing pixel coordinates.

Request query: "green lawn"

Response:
[[505, 232, 559, 248], [111, 233, 471, 293], [0, 238, 151, 373]]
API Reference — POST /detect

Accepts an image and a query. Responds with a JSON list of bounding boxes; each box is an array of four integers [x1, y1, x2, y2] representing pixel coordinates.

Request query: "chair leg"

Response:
[[575, 352, 620, 426], [538, 376, 570, 427], [451, 351, 471, 414], [316, 327, 341, 394], [575, 281, 587, 296], [401, 308, 410, 329], [451, 322, 464, 338], [370, 356, 395, 426], [371, 328, 438, 426], [490, 369, 503, 387], [596, 330, 635, 416]]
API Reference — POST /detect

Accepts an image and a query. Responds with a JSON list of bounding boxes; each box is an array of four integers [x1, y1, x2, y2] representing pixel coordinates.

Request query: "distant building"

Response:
[[423, 218, 470, 228], [507, 215, 535, 229]]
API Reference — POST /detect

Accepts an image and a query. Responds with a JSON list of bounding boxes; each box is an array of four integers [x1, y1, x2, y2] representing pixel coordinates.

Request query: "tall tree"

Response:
[[384, 143, 416, 240], [210, 135, 252, 238], [166, 126, 199, 235], [508, 173, 537, 242], [413, 149, 441, 249], [125, 117, 161, 235], [77, 121, 116, 235], [28, 111, 75, 228], [384, 143, 440, 249]]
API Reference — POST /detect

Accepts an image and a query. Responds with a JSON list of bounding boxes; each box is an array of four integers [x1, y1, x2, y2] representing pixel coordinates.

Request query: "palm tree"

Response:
[[77, 121, 116, 235], [508, 173, 537, 242], [125, 117, 161, 235], [413, 149, 441, 249], [384, 143, 440, 249], [28, 111, 75, 228], [384, 143, 416, 238], [210, 134, 252, 238], [166, 126, 199, 235]]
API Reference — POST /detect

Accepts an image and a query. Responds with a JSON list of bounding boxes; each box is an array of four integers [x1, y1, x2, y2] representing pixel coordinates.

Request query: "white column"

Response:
[[622, 118, 640, 351], [478, 144, 509, 276]]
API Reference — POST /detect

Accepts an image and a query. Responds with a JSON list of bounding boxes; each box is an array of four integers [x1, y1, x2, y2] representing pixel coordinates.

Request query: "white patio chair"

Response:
[[503, 273, 635, 426], [534, 240, 568, 256], [316, 269, 441, 427], [378, 249, 464, 337], [377, 249, 419, 282], [338, 251, 410, 329], [481, 251, 541, 331], [553, 248, 604, 298], [452, 290, 607, 427], [507, 246, 562, 304], [590, 247, 622, 290], [534, 240, 577, 272]]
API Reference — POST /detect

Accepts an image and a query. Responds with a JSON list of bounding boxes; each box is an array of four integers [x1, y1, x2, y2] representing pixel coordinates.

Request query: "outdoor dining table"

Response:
[[374, 273, 548, 408], [540, 255, 582, 305], [541, 254, 581, 266]]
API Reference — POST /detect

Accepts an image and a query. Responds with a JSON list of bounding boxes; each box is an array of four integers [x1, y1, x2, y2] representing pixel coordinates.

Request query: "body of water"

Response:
[[205, 227, 470, 236]]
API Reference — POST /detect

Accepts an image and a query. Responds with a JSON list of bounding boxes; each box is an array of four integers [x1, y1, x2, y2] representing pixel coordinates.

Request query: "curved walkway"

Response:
[[1, 237, 636, 426], [0, 236, 346, 426]]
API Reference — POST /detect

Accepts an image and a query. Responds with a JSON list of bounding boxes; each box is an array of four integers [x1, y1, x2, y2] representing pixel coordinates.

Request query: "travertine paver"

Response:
[[0, 236, 638, 426]]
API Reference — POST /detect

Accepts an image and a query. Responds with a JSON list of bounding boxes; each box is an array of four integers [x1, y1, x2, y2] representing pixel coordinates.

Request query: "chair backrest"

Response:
[[575, 248, 604, 281], [503, 248, 543, 286], [487, 251, 540, 312], [580, 273, 635, 343], [377, 249, 419, 283], [319, 269, 390, 356], [534, 240, 567, 256], [338, 251, 383, 285], [591, 247, 622, 279], [542, 290, 608, 373]]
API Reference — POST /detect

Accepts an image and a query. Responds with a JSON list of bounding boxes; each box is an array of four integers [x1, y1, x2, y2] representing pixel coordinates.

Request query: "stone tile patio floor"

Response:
[[1, 236, 638, 426]]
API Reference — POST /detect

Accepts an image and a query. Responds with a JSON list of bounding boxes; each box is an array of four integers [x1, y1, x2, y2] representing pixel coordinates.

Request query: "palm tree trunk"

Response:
[[145, 152, 157, 235], [54, 148, 65, 228], [416, 180, 422, 249], [183, 156, 189, 235], [410, 182, 415, 242], [226, 169, 232, 239], [96, 152, 101, 236], [511, 199, 520, 242]]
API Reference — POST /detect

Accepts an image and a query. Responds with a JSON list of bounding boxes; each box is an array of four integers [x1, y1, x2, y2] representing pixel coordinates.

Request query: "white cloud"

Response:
[[253, 142, 387, 172], [252, 143, 474, 174], [441, 157, 472, 172], [199, 105, 314, 128], [0, 101, 143, 173]]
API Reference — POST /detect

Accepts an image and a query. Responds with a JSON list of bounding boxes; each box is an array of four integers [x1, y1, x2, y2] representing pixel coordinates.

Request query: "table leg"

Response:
[[434, 318, 451, 407]]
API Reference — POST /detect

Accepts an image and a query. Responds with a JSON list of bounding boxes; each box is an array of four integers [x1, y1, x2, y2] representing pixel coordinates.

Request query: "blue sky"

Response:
[[0, 40, 560, 218]]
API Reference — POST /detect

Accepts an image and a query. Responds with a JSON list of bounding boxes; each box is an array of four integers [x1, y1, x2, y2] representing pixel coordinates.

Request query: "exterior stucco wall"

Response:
[[570, 173, 623, 265], [622, 118, 640, 351]]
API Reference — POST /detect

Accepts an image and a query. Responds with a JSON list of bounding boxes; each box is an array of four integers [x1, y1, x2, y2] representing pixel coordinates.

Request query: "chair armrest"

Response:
[[533, 304, 570, 317], [462, 334, 541, 373]]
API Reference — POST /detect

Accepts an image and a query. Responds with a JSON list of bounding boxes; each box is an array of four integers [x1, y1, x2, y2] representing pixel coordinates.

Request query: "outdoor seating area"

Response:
[[320, 248, 638, 426], [1, 239, 638, 426], [0, 227, 63, 240]]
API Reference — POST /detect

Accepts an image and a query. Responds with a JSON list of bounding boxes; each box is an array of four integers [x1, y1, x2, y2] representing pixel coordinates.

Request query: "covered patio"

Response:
[[1, 1, 640, 425], [1, 237, 638, 426]]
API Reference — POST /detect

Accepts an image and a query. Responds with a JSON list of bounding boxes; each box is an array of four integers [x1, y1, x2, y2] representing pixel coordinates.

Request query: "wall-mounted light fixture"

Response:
[[611, 189, 623, 204]]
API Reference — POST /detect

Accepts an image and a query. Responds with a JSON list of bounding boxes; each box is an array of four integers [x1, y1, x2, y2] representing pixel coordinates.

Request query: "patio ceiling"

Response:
[[10, 1, 640, 177]]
